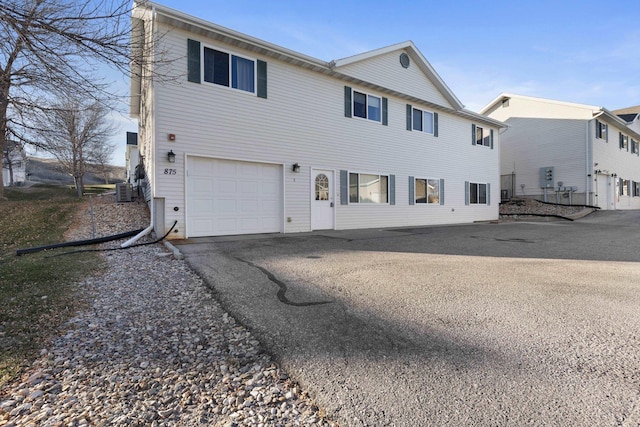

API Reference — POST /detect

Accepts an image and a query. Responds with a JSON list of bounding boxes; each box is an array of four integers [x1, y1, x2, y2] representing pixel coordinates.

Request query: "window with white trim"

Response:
[[476, 126, 491, 147], [349, 172, 388, 203], [596, 120, 608, 140], [620, 133, 629, 151], [353, 90, 381, 122], [469, 182, 488, 204], [415, 178, 440, 204], [620, 178, 629, 196], [203, 46, 255, 93], [411, 108, 434, 134]]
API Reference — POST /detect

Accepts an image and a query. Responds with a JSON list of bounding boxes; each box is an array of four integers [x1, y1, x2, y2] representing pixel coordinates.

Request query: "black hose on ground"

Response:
[[16, 229, 145, 256], [16, 221, 178, 257]]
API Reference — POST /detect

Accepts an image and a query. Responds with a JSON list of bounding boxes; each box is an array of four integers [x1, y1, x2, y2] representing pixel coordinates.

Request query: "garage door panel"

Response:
[[240, 181, 259, 195], [216, 218, 239, 234], [192, 178, 214, 193], [191, 199, 214, 215], [187, 157, 283, 237], [240, 199, 259, 213], [216, 199, 238, 214], [216, 179, 238, 194]]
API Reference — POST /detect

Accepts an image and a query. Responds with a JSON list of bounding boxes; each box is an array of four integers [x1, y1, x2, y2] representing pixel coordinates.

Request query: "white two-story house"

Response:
[[130, 2, 504, 239], [482, 94, 640, 210]]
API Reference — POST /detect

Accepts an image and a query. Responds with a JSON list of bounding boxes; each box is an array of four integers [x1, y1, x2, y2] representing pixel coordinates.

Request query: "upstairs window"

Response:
[[472, 124, 493, 148], [406, 104, 438, 136], [204, 47, 255, 93], [596, 120, 608, 140], [344, 86, 387, 125], [412, 108, 435, 134], [187, 39, 267, 98], [620, 133, 629, 151], [353, 91, 381, 122]]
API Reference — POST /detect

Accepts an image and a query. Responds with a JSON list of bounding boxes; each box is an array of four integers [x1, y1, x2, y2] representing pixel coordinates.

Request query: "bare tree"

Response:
[[30, 95, 117, 197], [0, 0, 147, 199], [2, 134, 24, 186], [88, 137, 117, 184]]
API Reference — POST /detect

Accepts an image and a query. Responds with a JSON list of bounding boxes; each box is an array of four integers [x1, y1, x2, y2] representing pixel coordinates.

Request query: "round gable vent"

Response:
[[399, 53, 410, 68]]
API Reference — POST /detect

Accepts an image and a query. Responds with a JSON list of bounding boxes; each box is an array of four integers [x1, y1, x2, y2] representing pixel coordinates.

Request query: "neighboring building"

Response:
[[614, 106, 640, 135], [2, 140, 27, 187], [125, 131, 139, 186], [482, 93, 640, 210], [130, 2, 504, 239]]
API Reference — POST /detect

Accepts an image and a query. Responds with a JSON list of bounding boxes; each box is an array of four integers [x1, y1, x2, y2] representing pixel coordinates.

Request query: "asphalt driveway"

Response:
[[175, 211, 640, 426]]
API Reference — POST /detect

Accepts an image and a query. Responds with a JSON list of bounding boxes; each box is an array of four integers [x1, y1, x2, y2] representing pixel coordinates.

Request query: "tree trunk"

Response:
[[74, 175, 84, 198], [7, 159, 13, 186]]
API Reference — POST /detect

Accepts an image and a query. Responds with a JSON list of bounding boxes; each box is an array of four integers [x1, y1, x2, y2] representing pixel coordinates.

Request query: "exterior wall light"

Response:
[[168, 150, 176, 163], [292, 163, 300, 173]]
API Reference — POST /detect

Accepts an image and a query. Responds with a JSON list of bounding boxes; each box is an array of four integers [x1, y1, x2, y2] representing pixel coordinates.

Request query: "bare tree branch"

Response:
[[0, 0, 178, 199]]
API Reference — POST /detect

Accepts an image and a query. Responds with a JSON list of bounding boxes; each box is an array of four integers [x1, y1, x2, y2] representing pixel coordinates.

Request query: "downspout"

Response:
[[121, 198, 154, 247], [122, 3, 157, 249], [585, 120, 590, 205]]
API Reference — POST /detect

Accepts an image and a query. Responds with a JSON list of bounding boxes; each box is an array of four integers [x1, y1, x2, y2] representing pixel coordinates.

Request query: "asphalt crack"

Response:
[[234, 257, 334, 307]]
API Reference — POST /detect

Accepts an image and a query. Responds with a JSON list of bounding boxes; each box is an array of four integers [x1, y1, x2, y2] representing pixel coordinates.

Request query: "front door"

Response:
[[311, 169, 335, 230]]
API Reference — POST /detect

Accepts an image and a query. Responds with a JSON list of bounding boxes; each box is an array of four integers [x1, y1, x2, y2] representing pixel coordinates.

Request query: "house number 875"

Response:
[[164, 168, 177, 175]]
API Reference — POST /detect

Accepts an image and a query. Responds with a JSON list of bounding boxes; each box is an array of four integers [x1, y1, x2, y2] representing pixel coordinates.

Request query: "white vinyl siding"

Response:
[[144, 24, 500, 237], [335, 50, 453, 109], [488, 95, 640, 209]]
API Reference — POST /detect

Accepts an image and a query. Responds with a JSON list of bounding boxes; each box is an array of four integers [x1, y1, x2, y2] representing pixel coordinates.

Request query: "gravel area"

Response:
[[0, 194, 333, 427], [499, 198, 592, 219]]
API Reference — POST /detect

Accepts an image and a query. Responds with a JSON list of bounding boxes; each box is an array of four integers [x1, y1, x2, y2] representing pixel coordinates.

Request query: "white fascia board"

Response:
[[480, 92, 602, 115], [598, 109, 640, 140], [141, 1, 330, 71]]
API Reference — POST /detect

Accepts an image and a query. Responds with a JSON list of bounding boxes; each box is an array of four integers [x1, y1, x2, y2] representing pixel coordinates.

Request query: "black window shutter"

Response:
[[408, 176, 415, 205], [620, 132, 623, 149], [187, 39, 201, 83], [487, 183, 491, 206], [490, 129, 494, 149], [465, 181, 470, 205], [472, 124, 476, 145], [344, 87, 352, 118], [257, 60, 267, 98], [434, 112, 439, 137], [389, 174, 395, 205], [382, 97, 388, 126], [439, 178, 445, 205], [406, 104, 412, 131], [340, 170, 348, 204]]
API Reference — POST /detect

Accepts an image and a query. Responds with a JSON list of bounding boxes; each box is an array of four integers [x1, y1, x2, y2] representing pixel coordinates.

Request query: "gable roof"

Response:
[[480, 93, 602, 115], [134, 1, 504, 128], [616, 113, 638, 123], [333, 41, 464, 110], [481, 93, 640, 140], [613, 105, 640, 115]]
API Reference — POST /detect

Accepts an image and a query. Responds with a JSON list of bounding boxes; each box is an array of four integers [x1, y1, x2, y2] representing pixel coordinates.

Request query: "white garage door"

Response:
[[186, 157, 283, 237]]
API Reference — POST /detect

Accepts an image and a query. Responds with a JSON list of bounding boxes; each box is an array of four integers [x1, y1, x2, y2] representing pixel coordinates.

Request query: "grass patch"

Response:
[[0, 185, 104, 387]]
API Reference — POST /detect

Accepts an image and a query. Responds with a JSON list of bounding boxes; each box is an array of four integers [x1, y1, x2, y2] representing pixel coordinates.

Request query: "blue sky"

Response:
[[112, 0, 640, 164]]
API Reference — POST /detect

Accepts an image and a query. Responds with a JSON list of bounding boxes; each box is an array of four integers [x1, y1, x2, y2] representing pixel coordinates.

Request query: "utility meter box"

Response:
[[539, 166, 555, 188]]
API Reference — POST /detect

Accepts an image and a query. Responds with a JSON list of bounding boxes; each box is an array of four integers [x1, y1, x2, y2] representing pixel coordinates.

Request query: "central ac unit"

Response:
[[116, 183, 133, 202]]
